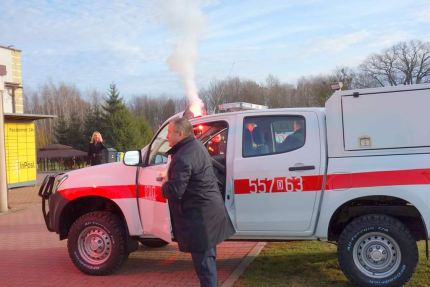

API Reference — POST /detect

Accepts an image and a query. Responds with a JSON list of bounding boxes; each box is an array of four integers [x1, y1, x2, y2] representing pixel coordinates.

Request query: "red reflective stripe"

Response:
[[302, 175, 324, 191], [234, 168, 430, 194], [59, 185, 135, 200], [138, 185, 167, 203], [326, 168, 430, 190], [234, 179, 251, 194], [59, 184, 166, 203], [59, 168, 430, 199], [234, 175, 323, 193]]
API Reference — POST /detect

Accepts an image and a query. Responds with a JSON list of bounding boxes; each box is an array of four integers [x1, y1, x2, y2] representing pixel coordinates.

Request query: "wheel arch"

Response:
[[59, 196, 128, 240], [327, 195, 427, 242]]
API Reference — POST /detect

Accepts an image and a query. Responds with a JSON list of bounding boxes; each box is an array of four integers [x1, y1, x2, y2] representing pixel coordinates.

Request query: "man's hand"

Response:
[[157, 171, 168, 184]]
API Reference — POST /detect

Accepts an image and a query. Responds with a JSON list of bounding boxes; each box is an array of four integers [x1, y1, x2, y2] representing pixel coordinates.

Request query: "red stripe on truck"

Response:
[[234, 175, 323, 194], [58, 168, 430, 199], [326, 168, 430, 190], [59, 184, 166, 203], [234, 168, 430, 194]]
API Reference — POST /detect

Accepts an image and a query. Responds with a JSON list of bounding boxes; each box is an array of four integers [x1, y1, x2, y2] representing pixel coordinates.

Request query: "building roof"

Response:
[[37, 144, 87, 159], [0, 45, 21, 52], [5, 113, 56, 121]]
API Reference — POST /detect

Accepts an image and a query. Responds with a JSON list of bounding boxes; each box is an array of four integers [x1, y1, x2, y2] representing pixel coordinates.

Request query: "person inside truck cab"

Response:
[[279, 119, 305, 152], [243, 122, 270, 156]]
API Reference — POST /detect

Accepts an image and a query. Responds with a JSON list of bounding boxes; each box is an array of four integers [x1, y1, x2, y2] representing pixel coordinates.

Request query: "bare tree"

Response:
[[200, 77, 267, 111], [331, 67, 356, 90], [25, 82, 90, 147], [359, 40, 430, 86], [264, 75, 296, 108], [128, 95, 181, 131], [200, 80, 228, 113], [295, 75, 334, 107]]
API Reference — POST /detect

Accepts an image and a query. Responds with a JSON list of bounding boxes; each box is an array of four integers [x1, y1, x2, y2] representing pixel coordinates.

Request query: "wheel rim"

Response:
[[77, 226, 112, 265], [352, 232, 401, 278]]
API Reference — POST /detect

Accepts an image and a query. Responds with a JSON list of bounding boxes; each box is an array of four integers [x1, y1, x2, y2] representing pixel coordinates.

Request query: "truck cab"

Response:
[[131, 106, 326, 241]]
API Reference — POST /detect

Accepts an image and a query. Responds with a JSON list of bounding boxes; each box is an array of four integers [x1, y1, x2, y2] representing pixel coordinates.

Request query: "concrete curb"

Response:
[[221, 242, 267, 287]]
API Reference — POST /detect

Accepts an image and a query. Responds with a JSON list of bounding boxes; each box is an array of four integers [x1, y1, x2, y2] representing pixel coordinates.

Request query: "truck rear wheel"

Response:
[[67, 211, 128, 275], [338, 214, 418, 287]]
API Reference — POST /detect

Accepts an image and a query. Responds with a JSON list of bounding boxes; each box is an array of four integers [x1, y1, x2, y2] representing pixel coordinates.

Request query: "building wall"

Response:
[[0, 48, 13, 83], [0, 48, 14, 113], [1, 45, 37, 188], [11, 50, 23, 113], [0, 46, 23, 114]]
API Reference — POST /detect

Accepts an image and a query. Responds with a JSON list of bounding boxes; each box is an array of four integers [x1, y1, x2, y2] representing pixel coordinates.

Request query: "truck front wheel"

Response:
[[67, 211, 128, 275], [338, 214, 418, 287]]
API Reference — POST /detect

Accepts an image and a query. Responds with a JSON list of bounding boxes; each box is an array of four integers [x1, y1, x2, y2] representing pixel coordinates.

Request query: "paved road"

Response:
[[0, 186, 261, 286]]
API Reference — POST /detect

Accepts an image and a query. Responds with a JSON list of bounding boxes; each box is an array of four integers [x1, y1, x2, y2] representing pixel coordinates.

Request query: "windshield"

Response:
[[147, 123, 170, 165]]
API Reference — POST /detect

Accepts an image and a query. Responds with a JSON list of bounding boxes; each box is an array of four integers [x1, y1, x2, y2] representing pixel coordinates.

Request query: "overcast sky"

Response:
[[1, 0, 429, 100]]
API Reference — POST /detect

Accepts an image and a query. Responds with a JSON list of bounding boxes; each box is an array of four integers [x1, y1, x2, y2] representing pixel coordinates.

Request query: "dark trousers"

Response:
[[191, 247, 217, 287]]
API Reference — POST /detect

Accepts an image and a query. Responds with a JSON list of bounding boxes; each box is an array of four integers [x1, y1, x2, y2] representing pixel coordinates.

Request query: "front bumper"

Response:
[[38, 174, 67, 233]]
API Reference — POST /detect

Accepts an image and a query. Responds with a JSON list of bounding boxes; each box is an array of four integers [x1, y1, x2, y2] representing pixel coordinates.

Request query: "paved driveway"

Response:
[[0, 187, 262, 287]]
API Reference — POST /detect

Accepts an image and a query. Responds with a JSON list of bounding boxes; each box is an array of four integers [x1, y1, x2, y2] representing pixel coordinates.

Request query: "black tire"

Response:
[[67, 211, 129, 275], [139, 238, 169, 248], [338, 214, 418, 287]]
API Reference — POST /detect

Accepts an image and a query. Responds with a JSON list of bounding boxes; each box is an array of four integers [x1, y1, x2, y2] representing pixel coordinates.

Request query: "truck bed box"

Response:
[[325, 84, 430, 156]]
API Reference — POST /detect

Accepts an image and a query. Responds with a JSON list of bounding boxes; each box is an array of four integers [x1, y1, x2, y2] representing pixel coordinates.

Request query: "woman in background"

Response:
[[87, 131, 106, 166]]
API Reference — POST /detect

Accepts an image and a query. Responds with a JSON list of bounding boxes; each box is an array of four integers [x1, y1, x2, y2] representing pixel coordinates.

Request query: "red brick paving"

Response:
[[0, 186, 259, 286]]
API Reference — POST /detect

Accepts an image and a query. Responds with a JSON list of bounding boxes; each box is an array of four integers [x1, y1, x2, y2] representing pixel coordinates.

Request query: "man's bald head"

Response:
[[167, 117, 193, 147]]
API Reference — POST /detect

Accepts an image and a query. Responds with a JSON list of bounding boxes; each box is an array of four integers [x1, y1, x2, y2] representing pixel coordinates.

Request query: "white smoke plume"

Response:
[[157, 0, 208, 115]]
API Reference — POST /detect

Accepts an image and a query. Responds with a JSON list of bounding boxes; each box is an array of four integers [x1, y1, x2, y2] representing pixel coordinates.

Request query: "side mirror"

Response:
[[123, 150, 142, 166]]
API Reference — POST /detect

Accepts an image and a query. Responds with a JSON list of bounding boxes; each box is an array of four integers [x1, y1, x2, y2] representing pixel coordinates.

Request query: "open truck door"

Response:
[[124, 123, 173, 243], [139, 123, 174, 243], [137, 162, 172, 243]]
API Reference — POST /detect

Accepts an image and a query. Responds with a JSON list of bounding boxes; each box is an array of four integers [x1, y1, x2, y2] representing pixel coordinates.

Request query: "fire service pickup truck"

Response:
[[40, 84, 430, 287]]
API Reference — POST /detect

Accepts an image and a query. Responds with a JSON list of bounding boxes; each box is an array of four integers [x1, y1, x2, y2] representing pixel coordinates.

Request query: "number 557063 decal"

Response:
[[235, 176, 304, 194]]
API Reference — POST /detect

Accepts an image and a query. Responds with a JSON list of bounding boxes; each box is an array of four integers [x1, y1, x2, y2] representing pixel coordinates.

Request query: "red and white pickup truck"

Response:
[[40, 83, 430, 287]]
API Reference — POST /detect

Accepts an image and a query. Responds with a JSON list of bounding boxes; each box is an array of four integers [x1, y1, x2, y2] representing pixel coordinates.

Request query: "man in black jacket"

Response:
[[161, 117, 235, 287], [280, 119, 305, 152]]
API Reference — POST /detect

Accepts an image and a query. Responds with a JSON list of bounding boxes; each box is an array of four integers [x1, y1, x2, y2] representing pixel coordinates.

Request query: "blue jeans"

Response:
[[191, 247, 217, 287]]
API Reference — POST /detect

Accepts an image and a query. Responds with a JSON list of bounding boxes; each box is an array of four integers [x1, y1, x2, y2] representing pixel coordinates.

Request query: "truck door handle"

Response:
[[289, 165, 315, 171]]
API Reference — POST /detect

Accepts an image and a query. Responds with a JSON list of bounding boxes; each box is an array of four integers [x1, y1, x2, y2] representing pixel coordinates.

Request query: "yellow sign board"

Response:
[[4, 122, 36, 187]]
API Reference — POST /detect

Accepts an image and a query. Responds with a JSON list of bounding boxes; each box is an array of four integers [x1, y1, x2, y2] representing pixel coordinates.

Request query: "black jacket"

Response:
[[280, 128, 305, 152], [87, 142, 106, 166], [162, 136, 235, 252]]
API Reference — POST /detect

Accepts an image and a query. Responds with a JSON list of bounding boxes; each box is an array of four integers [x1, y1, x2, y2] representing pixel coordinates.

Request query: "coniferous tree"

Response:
[[102, 84, 123, 115], [54, 114, 68, 145], [102, 83, 151, 151], [135, 116, 153, 147], [67, 112, 85, 150], [102, 83, 123, 148]]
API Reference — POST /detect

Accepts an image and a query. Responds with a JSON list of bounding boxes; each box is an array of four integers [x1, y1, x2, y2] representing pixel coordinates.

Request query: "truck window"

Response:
[[193, 121, 228, 164], [193, 121, 228, 196], [243, 116, 305, 157], [147, 123, 170, 165]]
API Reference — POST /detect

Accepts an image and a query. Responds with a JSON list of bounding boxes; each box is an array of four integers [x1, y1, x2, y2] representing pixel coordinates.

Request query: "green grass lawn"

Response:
[[234, 241, 430, 287]]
